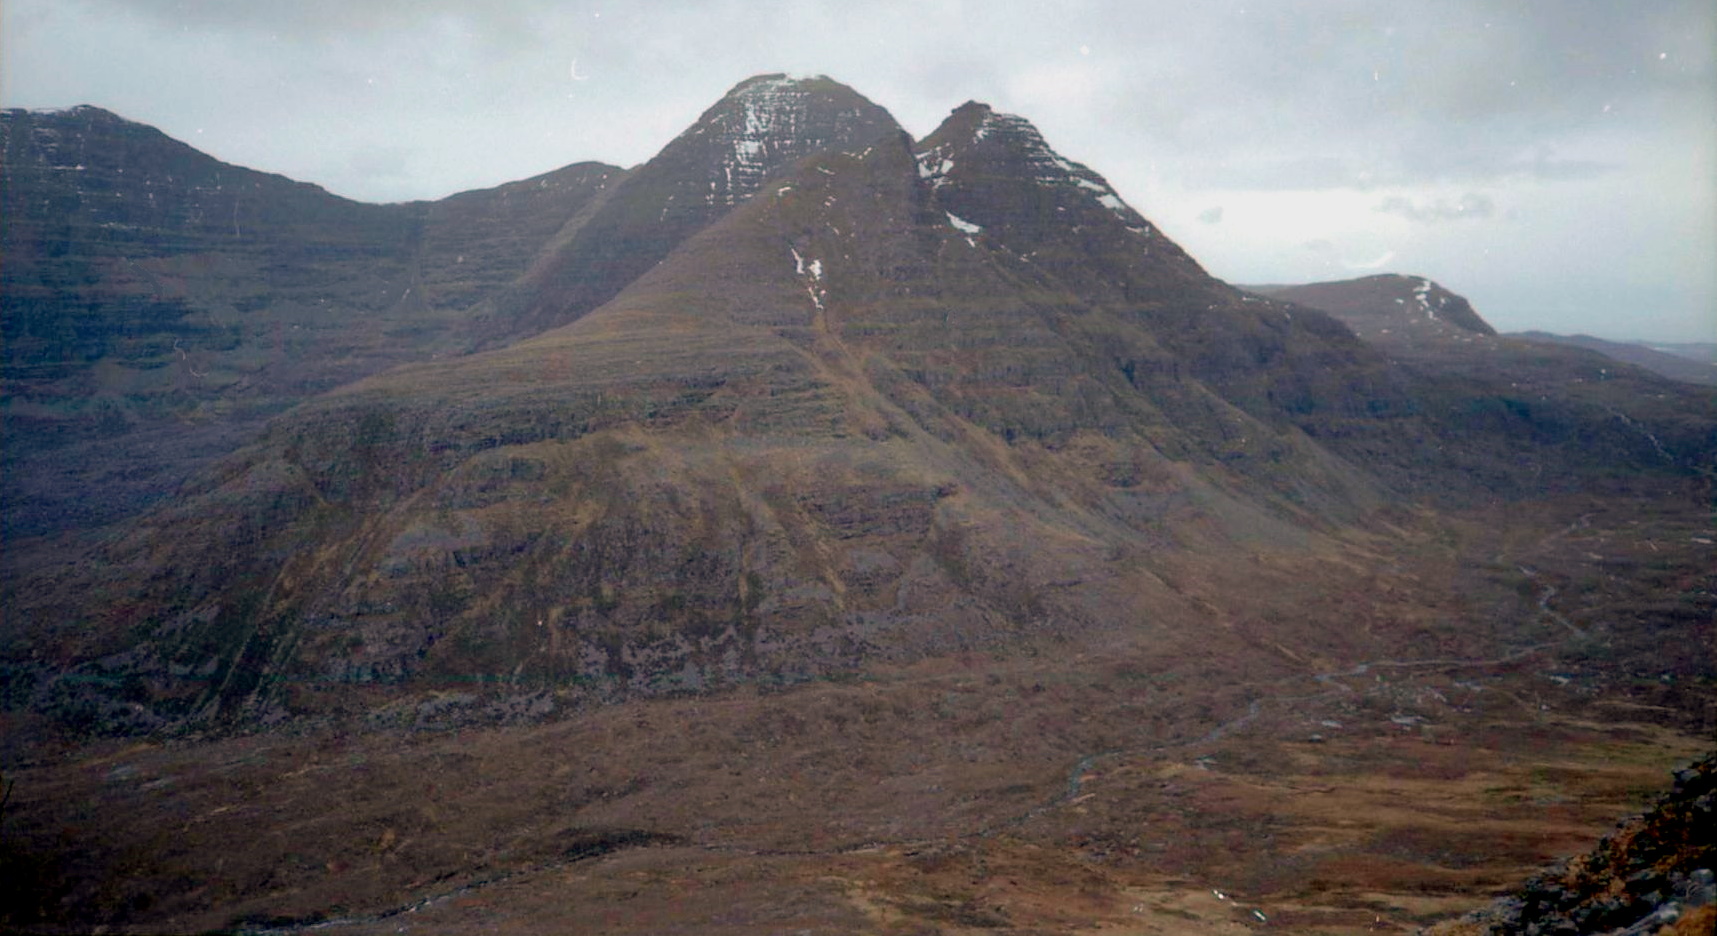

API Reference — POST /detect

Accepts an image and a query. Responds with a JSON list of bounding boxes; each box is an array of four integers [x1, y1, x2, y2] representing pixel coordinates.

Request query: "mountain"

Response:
[[3, 95, 1399, 731], [1249, 274, 1716, 494], [0, 77, 904, 545], [1250, 273, 1495, 344], [1650, 341, 1717, 365], [1510, 331, 1717, 386], [472, 74, 902, 345], [9, 84, 1713, 739], [1, 105, 623, 542], [1264, 272, 1716, 389], [2, 76, 1714, 936]]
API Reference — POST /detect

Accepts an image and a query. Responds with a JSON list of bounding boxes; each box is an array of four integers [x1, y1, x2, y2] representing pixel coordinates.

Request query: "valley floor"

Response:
[[3, 491, 1712, 935]]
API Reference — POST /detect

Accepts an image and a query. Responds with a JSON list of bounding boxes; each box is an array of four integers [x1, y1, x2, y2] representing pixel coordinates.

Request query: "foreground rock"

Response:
[[1427, 752, 1717, 936]]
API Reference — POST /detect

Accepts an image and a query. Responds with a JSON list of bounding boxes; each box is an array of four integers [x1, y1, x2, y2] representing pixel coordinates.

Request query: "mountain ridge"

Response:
[[1, 103, 624, 540], [2, 74, 1713, 936], [8, 80, 1711, 739]]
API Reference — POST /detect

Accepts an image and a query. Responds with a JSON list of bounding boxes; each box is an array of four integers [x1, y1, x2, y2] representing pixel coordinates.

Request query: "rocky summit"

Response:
[[479, 74, 901, 347], [1, 75, 1712, 936]]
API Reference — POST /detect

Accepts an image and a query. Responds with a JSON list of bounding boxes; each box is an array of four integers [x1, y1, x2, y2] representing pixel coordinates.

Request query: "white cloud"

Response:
[[1343, 250, 1398, 271], [1375, 193, 1496, 223]]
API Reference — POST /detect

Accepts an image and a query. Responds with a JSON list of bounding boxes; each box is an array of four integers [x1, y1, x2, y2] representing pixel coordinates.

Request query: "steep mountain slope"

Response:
[[1, 105, 623, 541], [910, 106, 1437, 496]]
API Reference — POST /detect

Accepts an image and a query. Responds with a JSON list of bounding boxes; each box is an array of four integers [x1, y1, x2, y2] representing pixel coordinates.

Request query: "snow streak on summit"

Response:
[[483, 74, 898, 343], [674, 74, 899, 210], [916, 103, 1158, 239]]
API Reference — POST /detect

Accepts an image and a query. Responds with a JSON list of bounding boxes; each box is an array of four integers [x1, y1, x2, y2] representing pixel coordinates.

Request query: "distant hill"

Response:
[[1249, 274, 1715, 491], [1650, 341, 1717, 364], [1248, 277, 1715, 387], [1510, 331, 1717, 386], [1249, 273, 1495, 342]]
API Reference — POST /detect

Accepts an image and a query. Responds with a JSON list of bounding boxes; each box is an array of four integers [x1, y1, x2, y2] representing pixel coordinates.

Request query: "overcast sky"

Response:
[[4, 0, 1713, 343]]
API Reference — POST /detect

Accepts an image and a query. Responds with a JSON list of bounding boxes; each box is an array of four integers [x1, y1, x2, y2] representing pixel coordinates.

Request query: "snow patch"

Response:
[[946, 212, 982, 234], [977, 110, 1144, 224], [1413, 277, 1436, 320], [915, 147, 955, 188], [703, 75, 825, 206], [734, 138, 765, 162], [791, 247, 826, 308]]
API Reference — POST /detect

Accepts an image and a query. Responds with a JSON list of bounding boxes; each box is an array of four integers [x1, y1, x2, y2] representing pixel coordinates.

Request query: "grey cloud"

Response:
[[1376, 193, 1495, 223], [52, 1, 1714, 193], [1513, 149, 1618, 182], [1178, 137, 1622, 193], [1180, 155, 1376, 192], [79, 0, 554, 42], [1198, 206, 1223, 225]]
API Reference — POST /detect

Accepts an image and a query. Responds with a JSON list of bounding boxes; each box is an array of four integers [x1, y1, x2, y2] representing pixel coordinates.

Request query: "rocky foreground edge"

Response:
[[1427, 751, 1716, 936]]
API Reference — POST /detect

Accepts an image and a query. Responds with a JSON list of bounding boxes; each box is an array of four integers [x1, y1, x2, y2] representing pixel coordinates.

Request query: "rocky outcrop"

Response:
[[1428, 752, 1717, 936]]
